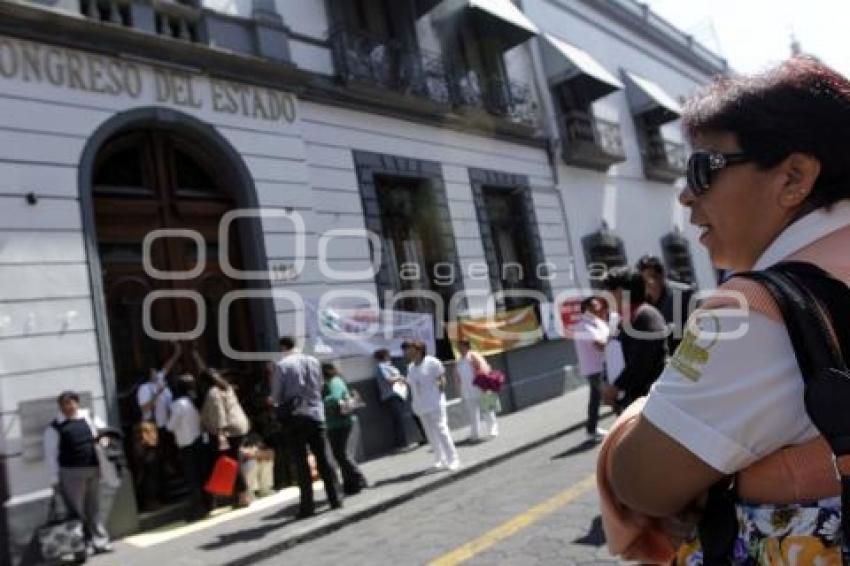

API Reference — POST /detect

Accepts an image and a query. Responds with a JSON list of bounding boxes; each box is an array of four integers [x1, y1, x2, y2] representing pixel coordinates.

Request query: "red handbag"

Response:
[[473, 370, 505, 392], [204, 455, 239, 497]]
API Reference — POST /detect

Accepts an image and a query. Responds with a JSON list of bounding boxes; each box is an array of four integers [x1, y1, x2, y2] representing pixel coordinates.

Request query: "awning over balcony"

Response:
[[541, 34, 622, 100], [622, 70, 682, 125], [432, 0, 539, 50]]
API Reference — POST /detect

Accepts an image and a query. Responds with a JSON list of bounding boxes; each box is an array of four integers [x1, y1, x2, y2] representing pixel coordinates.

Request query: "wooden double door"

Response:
[[92, 129, 260, 430]]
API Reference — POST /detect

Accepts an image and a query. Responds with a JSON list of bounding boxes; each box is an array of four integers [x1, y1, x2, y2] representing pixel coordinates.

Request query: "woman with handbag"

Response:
[[42, 390, 113, 556], [321, 362, 368, 495], [453, 340, 499, 442], [196, 350, 252, 507]]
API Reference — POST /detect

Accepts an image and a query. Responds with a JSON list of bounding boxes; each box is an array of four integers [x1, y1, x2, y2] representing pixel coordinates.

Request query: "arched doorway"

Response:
[[81, 109, 277, 522]]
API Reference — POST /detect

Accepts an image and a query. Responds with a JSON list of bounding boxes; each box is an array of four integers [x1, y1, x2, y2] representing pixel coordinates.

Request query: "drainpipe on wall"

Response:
[[517, 0, 581, 292]]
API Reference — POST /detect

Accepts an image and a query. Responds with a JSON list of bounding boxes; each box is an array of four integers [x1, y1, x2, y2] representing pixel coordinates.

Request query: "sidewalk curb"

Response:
[[225, 410, 611, 565]]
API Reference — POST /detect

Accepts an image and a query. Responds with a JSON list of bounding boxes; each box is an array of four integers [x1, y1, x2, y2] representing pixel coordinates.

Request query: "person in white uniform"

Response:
[[453, 339, 498, 442], [403, 340, 460, 471]]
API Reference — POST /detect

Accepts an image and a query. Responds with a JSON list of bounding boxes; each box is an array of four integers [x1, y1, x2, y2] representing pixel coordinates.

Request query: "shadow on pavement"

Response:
[[262, 501, 302, 521], [198, 520, 294, 551], [573, 515, 607, 547], [550, 439, 600, 460], [369, 469, 431, 488]]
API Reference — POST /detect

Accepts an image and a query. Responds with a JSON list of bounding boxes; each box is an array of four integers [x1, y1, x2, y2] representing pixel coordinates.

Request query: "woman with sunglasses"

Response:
[[600, 57, 850, 564]]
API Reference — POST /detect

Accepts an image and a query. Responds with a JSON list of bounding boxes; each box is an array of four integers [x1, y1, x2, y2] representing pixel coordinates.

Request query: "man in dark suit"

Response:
[[601, 267, 668, 410]]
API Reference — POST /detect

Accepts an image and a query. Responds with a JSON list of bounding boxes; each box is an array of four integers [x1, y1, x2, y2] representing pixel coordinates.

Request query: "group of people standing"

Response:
[[42, 331, 504, 553], [375, 339, 502, 473], [574, 255, 693, 441]]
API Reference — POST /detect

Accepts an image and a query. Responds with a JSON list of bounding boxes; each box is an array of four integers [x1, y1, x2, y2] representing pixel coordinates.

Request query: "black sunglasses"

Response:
[[686, 151, 751, 195]]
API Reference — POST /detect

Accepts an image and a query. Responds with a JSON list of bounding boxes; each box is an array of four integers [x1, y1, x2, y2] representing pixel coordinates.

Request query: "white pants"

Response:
[[419, 408, 459, 467], [464, 397, 498, 439]]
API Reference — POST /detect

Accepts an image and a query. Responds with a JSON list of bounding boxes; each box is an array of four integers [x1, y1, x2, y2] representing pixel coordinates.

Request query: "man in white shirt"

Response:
[[137, 342, 181, 428], [167, 374, 208, 520], [573, 296, 610, 441]]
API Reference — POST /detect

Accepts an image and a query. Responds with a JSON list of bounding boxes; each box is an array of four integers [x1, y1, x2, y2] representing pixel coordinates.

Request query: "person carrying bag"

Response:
[[34, 491, 88, 564], [42, 391, 113, 558]]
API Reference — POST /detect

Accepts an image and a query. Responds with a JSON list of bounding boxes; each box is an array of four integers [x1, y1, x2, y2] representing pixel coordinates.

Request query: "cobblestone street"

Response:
[[257, 419, 621, 566], [87, 388, 623, 566]]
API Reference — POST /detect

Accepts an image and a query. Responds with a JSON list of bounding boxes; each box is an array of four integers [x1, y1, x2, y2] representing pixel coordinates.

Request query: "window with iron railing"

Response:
[[560, 110, 625, 158], [552, 79, 625, 169], [330, 27, 451, 105], [646, 135, 687, 171], [447, 24, 538, 126], [453, 69, 537, 125]]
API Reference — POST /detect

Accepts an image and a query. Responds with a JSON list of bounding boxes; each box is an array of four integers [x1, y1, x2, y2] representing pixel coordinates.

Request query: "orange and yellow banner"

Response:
[[449, 306, 543, 356]]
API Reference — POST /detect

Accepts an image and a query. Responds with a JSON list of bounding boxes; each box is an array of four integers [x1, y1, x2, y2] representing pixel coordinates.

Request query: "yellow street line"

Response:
[[428, 474, 597, 566]]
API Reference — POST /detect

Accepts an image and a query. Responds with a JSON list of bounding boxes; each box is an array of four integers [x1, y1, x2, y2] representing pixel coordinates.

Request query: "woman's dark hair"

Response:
[[406, 340, 427, 355], [172, 374, 196, 400], [636, 255, 665, 277], [602, 267, 647, 305], [279, 336, 295, 350], [57, 390, 80, 406], [683, 56, 850, 208], [321, 362, 339, 379], [580, 296, 599, 313], [373, 348, 390, 361], [198, 368, 230, 393]]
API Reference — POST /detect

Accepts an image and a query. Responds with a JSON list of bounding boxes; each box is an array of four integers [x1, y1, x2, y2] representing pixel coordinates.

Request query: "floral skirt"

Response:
[[676, 498, 844, 565]]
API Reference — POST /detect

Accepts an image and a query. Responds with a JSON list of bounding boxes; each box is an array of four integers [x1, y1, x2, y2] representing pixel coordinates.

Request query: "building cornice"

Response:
[[0, 1, 312, 91], [0, 1, 547, 150], [574, 0, 728, 77]]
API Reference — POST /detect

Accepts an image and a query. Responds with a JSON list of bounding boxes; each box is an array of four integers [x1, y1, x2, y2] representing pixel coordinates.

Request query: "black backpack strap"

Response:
[[736, 262, 850, 560]]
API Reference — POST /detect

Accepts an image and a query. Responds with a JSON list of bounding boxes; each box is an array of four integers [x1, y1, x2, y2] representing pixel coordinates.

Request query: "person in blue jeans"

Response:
[[373, 349, 426, 450]]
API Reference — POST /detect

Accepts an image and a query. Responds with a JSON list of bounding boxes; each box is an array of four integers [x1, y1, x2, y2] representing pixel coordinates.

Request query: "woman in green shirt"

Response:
[[322, 363, 368, 495]]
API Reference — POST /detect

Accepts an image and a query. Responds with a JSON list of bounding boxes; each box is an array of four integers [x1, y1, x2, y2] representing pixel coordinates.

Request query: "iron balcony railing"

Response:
[[153, 0, 201, 42], [330, 27, 451, 106], [561, 110, 625, 158], [453, 69, 538, 126], [80, 0, 132, 27], [79, 0, 202, 42], [646, 138, 687, 171]]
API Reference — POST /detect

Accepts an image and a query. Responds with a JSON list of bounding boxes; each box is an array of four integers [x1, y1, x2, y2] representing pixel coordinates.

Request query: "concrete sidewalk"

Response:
[[91, 386, 605, 566]]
